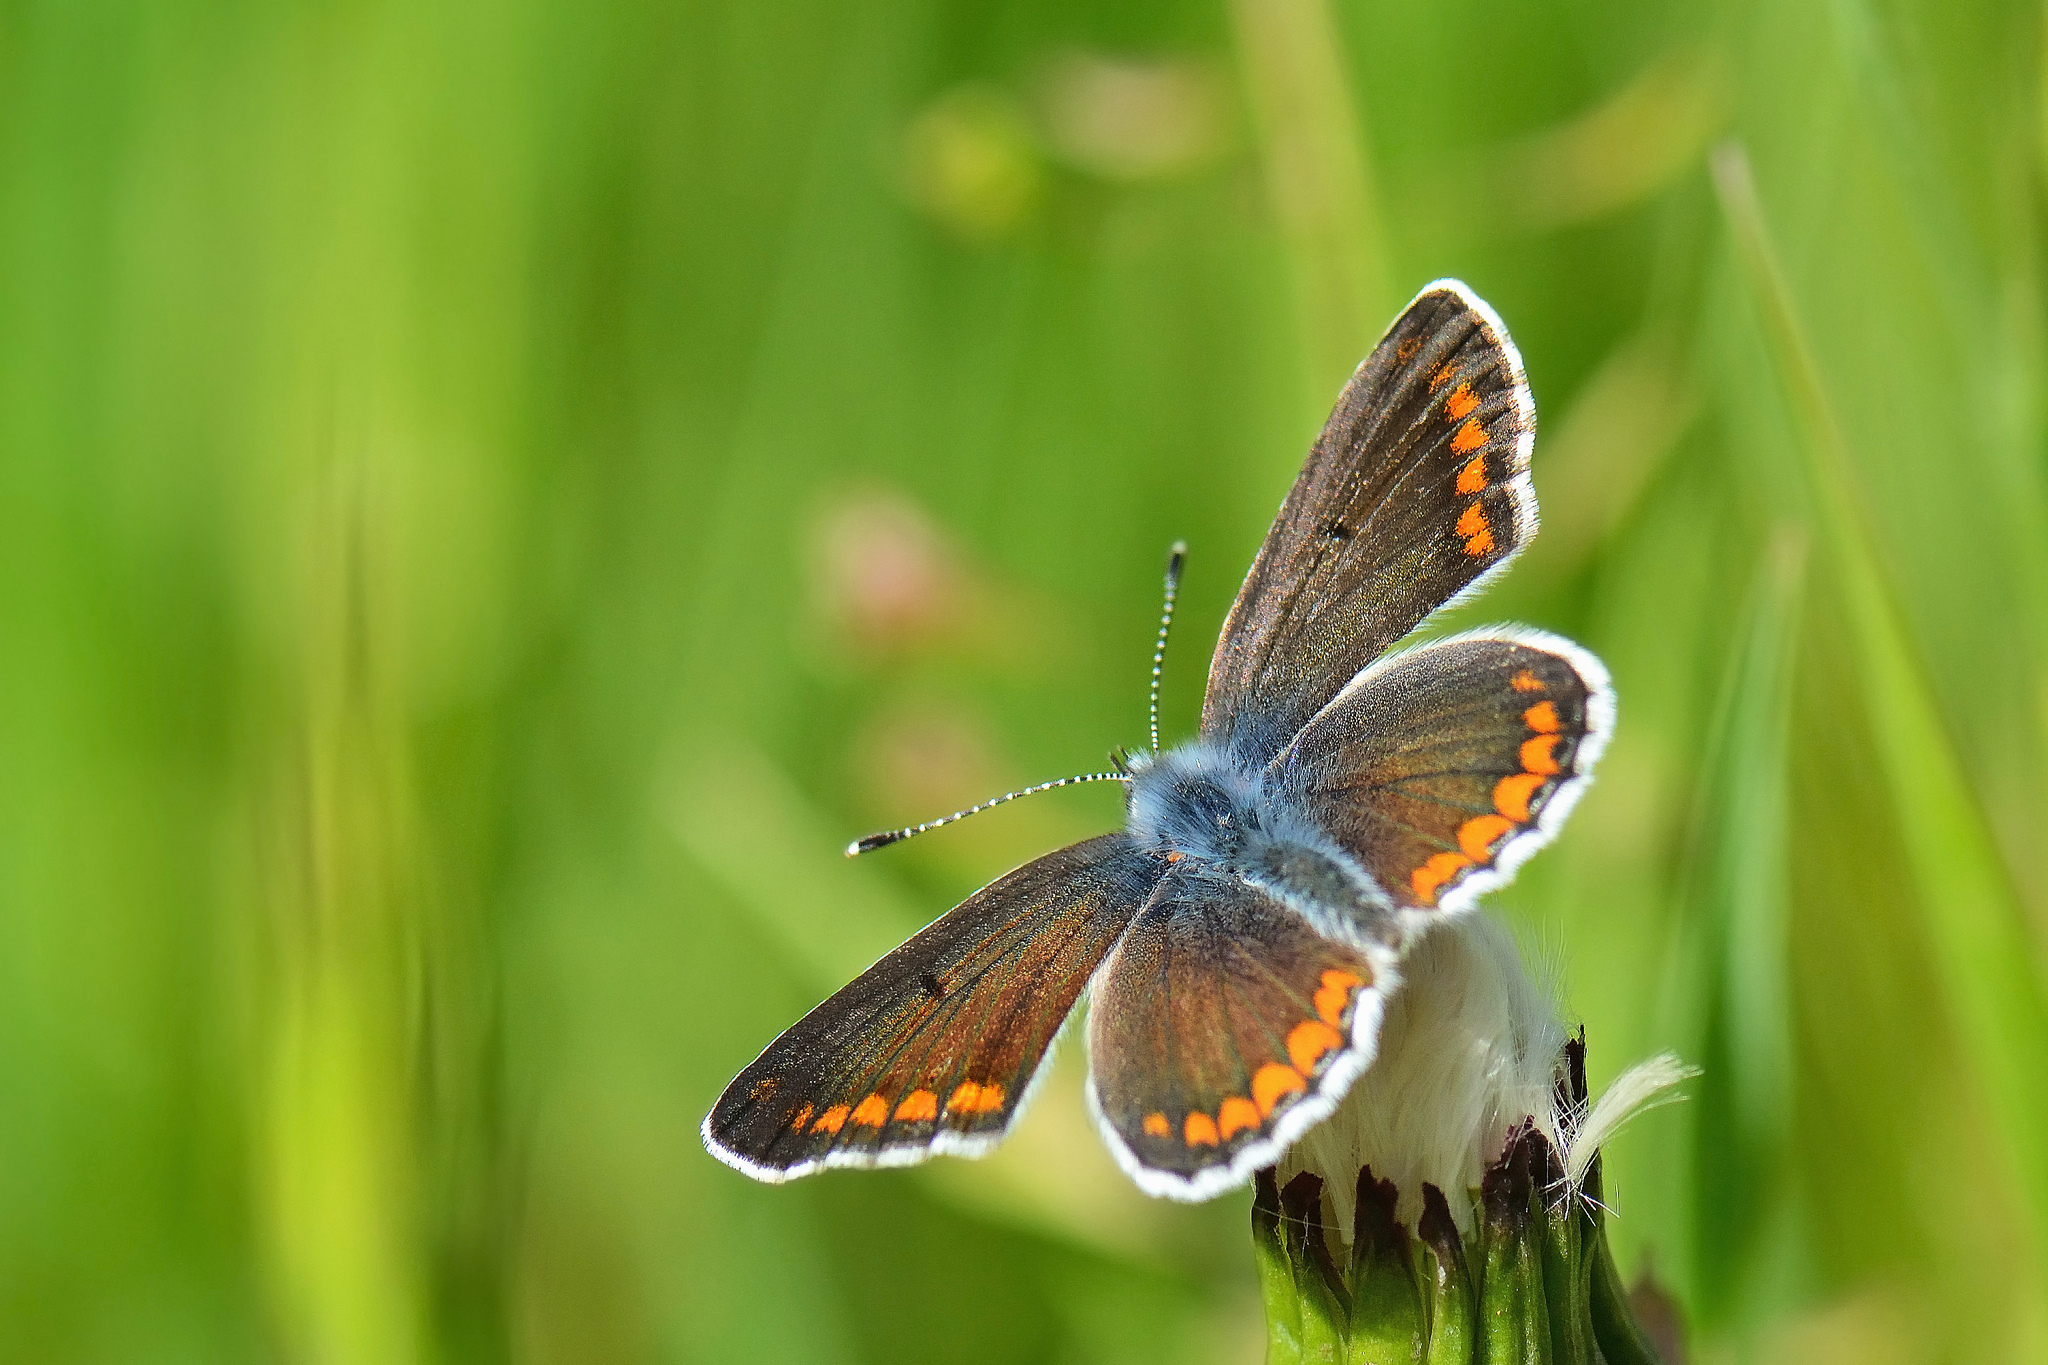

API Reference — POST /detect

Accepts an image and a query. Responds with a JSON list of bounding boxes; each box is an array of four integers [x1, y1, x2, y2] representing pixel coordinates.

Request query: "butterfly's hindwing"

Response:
[[1086, 864, 1385, 1201], [702, 834, 1160, 1181], [1204, 282, 1537, 761], [1273, 631, 1613, 917]]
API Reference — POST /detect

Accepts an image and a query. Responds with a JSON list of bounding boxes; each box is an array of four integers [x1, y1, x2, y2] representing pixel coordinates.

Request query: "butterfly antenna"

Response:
[[1148, 541, 1187, 754], [846, 771, 1129, 856]]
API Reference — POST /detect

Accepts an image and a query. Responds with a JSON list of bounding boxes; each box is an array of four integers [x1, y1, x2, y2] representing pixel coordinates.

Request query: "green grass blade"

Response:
[[1713, 140, 2048, 1277], [1228, 0, 1394, 388]]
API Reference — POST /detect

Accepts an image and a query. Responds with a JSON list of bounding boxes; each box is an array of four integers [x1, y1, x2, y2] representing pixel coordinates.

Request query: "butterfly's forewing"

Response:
[[1204, 282, 1537, 761], [1085, 863, 1385, 1200], [703, 834, 1161, 1181], [1272, 632, 1613, 918]]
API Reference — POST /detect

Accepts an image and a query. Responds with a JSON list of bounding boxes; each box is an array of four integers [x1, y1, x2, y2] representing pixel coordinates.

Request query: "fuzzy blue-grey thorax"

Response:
[[1123, 742, 1270, 863], [1123, 742, 1398, 948]]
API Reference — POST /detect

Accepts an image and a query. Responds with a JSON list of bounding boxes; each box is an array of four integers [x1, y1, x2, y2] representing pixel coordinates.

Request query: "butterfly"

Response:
[[701, 280, 1613, 1200]]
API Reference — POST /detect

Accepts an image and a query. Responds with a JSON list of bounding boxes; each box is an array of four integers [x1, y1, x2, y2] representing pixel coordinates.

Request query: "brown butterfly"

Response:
[[702, 281, 1612, 1199]]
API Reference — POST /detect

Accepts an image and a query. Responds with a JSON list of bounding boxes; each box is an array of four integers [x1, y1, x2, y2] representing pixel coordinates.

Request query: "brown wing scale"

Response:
[[1273, 633, 1613, 917], [1203, 282, 1537, 762], [703, 834, 1160, 1180], [1086, 865, 1385, 1200]]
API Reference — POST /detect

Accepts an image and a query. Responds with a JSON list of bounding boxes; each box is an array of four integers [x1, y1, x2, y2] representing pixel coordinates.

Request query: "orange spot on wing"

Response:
[[1450, 418, 1488, 455], [1218, 1096, 1261, 1140], [1287, 1019, 1343, 1073], [1494, 771, 1546, 822], [851, 1094, 890, 1126], [1185, 1112, 1220, 1147], [1142, 1112, 1170, 1137], [946, 1081, 1005, 1114], [812, 1104, 850, 1134], [1510, 668, 1544, 692], [1411, 851, 1471, 904], [1396, 337, 1421, 361], [1314, 969, 1365, 1026], [1431, 361, 1458, 389], [1458, 814, 1515, 862], [1253, 1064, 1302, 1113], [1456, 501, 1495, 556], [789, 1103, 814, 1131], [1521, 733, 1563, 776], [1164, 851, 1184, 863], [1447, 382, 1479, 420], [1456, 454, 1487, 495], [893, 1090, 938, 1122], [1253, 1063, 1309, 1116], [1523, 701, 1560, 733]]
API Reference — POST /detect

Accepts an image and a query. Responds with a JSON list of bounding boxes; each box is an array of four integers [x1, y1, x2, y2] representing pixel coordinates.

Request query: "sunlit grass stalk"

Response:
[[1228, 0, 1394, 388], [255, 453, 432, 1365]]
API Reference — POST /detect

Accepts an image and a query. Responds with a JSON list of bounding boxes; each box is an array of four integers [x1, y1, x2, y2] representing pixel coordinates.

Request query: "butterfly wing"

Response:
[[703, 834, 1161, 1181], [1085, 863, 1387, 1201], [1204, 281, 1538, 761], [1270, 630, 1613, 918]]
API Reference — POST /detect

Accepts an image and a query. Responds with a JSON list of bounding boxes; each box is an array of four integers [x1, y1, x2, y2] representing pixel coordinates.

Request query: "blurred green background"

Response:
[[5, 0, 2048, 1361]]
